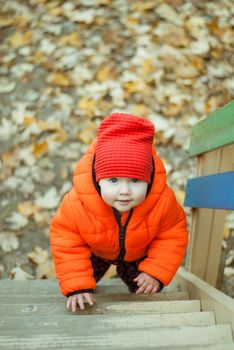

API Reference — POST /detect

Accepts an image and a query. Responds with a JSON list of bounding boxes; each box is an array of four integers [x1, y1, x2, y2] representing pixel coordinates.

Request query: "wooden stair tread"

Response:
[[0, 312, 216, 331], [0, 325, 232, 348], [0, 300, 201, 316], [0, 291, 189, 304], [0, 277, 182, 295]]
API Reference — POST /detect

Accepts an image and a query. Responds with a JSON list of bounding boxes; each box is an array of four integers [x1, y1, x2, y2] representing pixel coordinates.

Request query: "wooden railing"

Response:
[[184, 100, 234, 287]]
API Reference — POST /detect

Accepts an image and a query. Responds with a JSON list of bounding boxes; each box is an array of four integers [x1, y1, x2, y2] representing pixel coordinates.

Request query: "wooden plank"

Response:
[[0, 278, 127, 295], [189, 100, 234, 157], [0, 277, 181, 295], [6, 345, 230, 350], [0, 312, 215, 332], [177, 268, 234, 333], [0, 325, 232, 349], [0, 300, 201, 316], [184, 171, 234, 209], [0, 291, 189, 304], [185, 145, 234, 285]]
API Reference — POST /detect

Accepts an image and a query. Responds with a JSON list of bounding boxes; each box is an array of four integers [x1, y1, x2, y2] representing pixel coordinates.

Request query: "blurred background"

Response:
[[0, 0, 233, 296]]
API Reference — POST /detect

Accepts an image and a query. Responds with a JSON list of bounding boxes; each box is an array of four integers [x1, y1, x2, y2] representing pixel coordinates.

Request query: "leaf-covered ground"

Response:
[[0, 0, 233, 296]]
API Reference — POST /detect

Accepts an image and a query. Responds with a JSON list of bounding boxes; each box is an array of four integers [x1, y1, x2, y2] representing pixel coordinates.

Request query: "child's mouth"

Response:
[[118, 200, 131, 205]]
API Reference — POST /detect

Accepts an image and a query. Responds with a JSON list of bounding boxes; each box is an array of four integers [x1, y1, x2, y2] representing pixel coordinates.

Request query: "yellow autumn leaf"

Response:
[[0, 16, 14, 28], [141, 58, 155, 75], [59, 32, 82, 48], [38, 120, 61, 131], [131, 1, 156, 12], [223, 225, 230, 240], [27, 246, 49, 265], [30, 51, 46, 64], [189, 56, 204, 73], [18, 201, 38, 217], [48, 7, 63, 16], [33, 141, 48, 157], [96, 65, 116, 82], [77, 97, 97, 118], [78, 124, 97, 144], [127, 17, 139, 25], [36, 260, 56, 279], [131, 104, 149, 118], [48, 72, 74, 87], [50, 130, 69, 143], [176, 191, 185, 206], [24, 116, 37, 126], [15, 16, 29, 28], [162, 103, 184, 118], [8, 31, 32, 48], [123, 81, 146, 94], [96, 0, 112, 5]]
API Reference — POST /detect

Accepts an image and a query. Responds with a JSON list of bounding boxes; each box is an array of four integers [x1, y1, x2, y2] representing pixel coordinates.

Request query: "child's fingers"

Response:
[[71, 296, 78, 312], [135, 280, 148, 294], [144, 284, 154, 294], [151, 285, 159, 294], [77, 294, 85, 310], [83, 293, 95, 306], [66, 297, 71, 309]]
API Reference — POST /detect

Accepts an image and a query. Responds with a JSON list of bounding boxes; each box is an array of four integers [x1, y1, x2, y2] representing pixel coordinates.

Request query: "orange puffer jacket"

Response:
[[50, 141, 188, 296]]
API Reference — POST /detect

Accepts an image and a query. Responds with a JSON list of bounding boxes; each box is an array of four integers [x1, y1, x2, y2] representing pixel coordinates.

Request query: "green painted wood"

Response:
[[0, 312, 215, 332], [0, 291, 189, 304], [189, 100, 234, 157], [0, 300, 201, 316], [0, 325, 232, 349]]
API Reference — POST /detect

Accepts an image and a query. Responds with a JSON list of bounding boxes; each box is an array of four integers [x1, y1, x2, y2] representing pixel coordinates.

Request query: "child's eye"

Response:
[[131, 178, 141, 183], [109, 178, 118, 183]]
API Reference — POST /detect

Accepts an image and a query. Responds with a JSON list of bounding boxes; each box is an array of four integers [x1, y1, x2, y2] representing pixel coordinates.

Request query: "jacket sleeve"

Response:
[[50, 192, 96, 296], [138, 188, 188, 286]]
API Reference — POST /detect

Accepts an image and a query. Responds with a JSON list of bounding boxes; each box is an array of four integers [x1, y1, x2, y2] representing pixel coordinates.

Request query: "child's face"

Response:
[[99, 177, 148, 213]]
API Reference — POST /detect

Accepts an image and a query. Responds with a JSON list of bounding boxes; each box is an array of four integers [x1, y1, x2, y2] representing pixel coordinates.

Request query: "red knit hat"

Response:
[[95, 113, 155, 183]]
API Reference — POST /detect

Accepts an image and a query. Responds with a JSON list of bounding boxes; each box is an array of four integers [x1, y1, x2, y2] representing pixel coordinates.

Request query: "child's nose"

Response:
[[119, 183, 131, 195]]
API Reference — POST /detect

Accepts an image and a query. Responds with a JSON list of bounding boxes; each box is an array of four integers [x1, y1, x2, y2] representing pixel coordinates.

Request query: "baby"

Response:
[[50, 113, 188, 312]]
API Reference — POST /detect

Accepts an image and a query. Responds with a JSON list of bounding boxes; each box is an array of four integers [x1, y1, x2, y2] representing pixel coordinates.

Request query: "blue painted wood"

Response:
[[184, 171, 234, 210]]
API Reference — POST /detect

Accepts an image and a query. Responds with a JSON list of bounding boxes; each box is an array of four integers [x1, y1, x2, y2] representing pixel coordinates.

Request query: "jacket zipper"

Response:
[[113, 208, 133, 261]]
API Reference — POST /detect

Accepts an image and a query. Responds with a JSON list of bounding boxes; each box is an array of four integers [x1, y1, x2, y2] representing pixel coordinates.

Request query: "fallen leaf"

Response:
[[0, 233, 19, 252], [59, 32, 82, 48], [27, 246, 49, 265], [77, 122, 97, 144], [8, 31, 33, 48], [5, 212, 29, 231], [77, 97, 97, 118], [18, 201, 39, 218], [33, 141, 49, 157], [48, 72, 74, 87], [35, 187, 60, 209], [10, 266, 35, 280], [36, 260, 56, 279], [0, 15, 14, 28], [96, 64, 117, 82]]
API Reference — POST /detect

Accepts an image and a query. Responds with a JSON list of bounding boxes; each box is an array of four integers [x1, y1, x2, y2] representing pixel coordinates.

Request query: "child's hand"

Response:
[[66, 293, 96, 312], [134, 272, 160, 294]]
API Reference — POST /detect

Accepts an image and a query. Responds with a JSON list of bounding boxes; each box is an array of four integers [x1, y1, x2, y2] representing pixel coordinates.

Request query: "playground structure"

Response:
[[0, 100, 233, 349]]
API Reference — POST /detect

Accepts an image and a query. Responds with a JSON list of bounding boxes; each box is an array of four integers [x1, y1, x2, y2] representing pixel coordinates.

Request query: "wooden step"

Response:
[[0, 300, 201, 316], [0, 290, 189, 304], [0, 312, 215, 332], [0, 325, 232, 349], [0, 277, 182, 295]]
